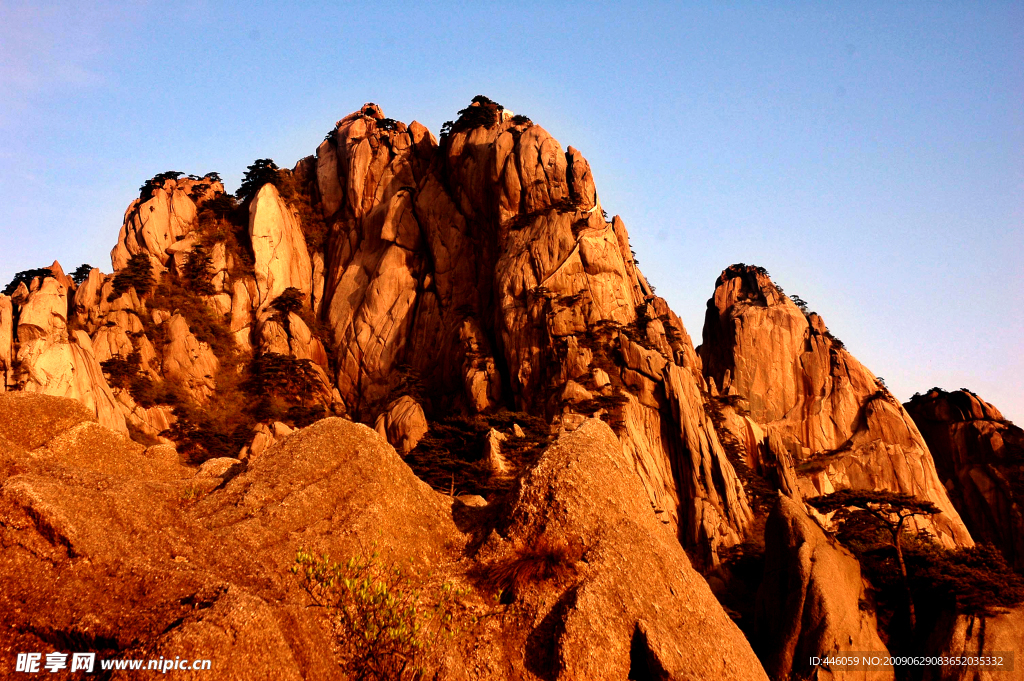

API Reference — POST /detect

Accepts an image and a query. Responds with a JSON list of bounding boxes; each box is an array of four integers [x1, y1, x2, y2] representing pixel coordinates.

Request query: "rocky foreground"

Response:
[[1, 98, 1021, 679]]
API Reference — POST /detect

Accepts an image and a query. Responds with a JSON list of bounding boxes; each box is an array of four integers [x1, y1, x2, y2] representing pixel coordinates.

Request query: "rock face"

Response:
[[373, 394, 428, 454], [906, 389, 1024, 569], [249, 183, 313, 310], [474, 418, 769, 680], [311, 100, 751, 566], [757, 495, 893, 681], [0, 393, 771, 680], [699, 264, 971, 547], [111, 174, 223, 271], [923, 608, 1024, 681], [0, 398, 458, 680]]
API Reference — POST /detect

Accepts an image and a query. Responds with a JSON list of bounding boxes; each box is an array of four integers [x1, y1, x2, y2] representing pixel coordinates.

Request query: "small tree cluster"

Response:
[[441, 95, 503, 137], [3, 268, 54, 296], [108, 254, 155, 301], [270, 287, 306, 334], [236, 158, 280, 205], [293, 548, 469, 681], [808, 489, 1024, 638], [70, 264, 93, 286], [182, 244, 215, 296], [138, 171, 184, 203]]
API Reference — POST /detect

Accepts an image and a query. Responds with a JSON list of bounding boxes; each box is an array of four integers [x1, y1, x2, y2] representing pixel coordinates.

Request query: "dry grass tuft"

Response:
[[477, 535, 583, 597]]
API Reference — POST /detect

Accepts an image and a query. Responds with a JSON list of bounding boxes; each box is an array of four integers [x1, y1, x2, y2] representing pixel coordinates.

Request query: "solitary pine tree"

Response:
[[807, 489, 939, 631]]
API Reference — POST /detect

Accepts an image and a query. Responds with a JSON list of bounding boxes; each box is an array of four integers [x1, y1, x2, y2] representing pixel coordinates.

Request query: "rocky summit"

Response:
[[1, 98, 1021, 680]]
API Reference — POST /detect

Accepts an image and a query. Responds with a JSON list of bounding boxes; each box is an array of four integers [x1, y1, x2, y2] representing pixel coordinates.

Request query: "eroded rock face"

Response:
[[923, 608, 1024, 681], [374, 395, 428, 454], [312, 102, 751, 566], [111, 175, 222, 271], [906, 389, 1024, 569], [0, 295, 12, 391], [699, 264, 971, 547], [249, 183, 313, 310], [756, 495, 893, 681], [475, 418, 769, 680], [0, 404, 457, 680]]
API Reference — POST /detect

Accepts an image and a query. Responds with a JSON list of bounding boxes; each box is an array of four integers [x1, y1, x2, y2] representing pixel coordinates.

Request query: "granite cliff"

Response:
[[1, 98, 1020, 680]]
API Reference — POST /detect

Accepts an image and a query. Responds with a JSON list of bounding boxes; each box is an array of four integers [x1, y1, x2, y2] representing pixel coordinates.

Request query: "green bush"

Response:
[[182, 243, 215, 296], [108, 254, 155, 301], [3, 268, 54, 296], [236, 158, 280, 205], [138, 171, 183, 203], [70, 264, 93, 286], [293, 547, 469, 681]]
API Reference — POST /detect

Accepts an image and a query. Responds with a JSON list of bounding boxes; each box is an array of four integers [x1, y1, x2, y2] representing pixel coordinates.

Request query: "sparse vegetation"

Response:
[[442, 95, 503, 138], [108, 254, 155, 301], [807, 489, 1024, 644], [70, 264, 93, 286], [182, 243, 216, 296], [236, 158, 281, 205], [405, 410, 552, 497], [138, 171, 184, 203], [3, 267, 54, 295], [293, 547, 469, 681], [476, 535, 583, 599]]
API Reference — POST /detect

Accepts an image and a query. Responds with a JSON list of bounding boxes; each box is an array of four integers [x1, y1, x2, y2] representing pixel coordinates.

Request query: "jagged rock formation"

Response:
[[699, 264, 971, 547], [1, 99, 752, 566], [309, 99, 751, 566], [0, 392, 771, 680], [469, 418, 769, 680], [756, 495, 893, 681], [906, 388, 1024, 570], [923, 607, 1024, 681]]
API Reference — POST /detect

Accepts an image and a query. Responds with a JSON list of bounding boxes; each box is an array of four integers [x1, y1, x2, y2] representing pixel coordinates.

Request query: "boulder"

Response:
[[373, 395, 428, 455], [756, 495, 893, 680], [475, 419, 769, 680]]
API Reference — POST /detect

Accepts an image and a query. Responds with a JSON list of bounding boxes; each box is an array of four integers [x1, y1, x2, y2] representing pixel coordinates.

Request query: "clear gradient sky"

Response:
[[1, 2, 1021, 421]]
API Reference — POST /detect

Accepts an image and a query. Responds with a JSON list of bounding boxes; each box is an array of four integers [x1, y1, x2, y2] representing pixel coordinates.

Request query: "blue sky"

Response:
[[1, 1, 1021, 421]]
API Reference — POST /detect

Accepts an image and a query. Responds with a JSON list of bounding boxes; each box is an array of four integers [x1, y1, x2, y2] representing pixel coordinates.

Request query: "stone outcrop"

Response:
[[906, 389, 1024, 569], [249, 183, 313, 310], [0, 398, 458, 680], [310, 100, 751, 566], [473, 418, 769, 680], [757, 494, 893, 681], [111, 174, 223, 271], [0, 394, 773, 679], [699, 264, 971, 547], [373, 394, 428, 454], [923, 607, 1024, 681]]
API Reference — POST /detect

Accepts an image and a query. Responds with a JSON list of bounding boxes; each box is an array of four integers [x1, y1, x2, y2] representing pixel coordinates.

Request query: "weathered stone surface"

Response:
[[249, 183, 313, 310], [757, 495, 893, 681], [310, 103, 753, 565], [162, 314, 219, 400], [907, 389, 1024, 569], [0, 392, 95, 452], [110, 175, 223, 271], [0, 294, 12, 391], [700, 264, 971, 547], [475, 419, 769, 680], [923, 607, 1024, 681], [0, 403, 457, 680], [373, 395, 428, 455]]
